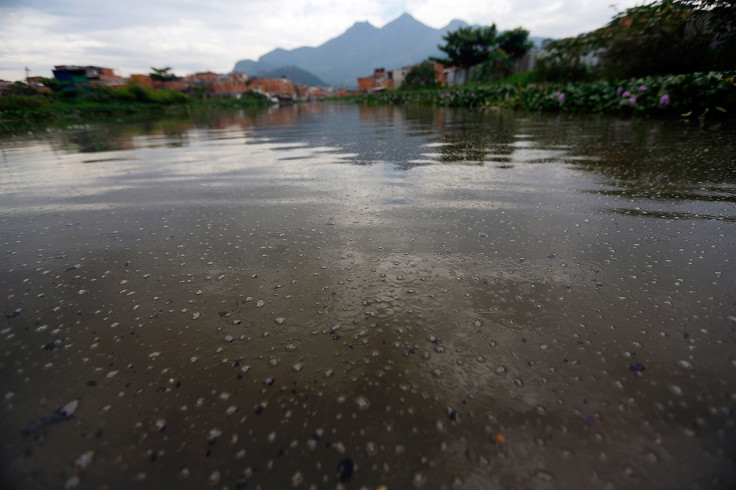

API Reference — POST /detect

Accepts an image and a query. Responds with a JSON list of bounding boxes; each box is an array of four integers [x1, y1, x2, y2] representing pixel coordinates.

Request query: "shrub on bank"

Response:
[[107, 85, 189, 104], [356, 71, 736, 117], [0, 94, 51, 111]]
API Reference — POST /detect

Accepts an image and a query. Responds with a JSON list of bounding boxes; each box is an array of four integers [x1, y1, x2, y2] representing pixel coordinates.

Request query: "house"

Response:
[[129, 74, 154, 89], [360, 63, 446, 91], [391, 62, 445, 89], [390, 66, 413, 89], [52, 65, 126, 90], [357, 68, 394, 93], [189, 72, 250, 98], [247, 76, 296, 101], [442, 66, 468, 87], [0, 79, 11, 96]]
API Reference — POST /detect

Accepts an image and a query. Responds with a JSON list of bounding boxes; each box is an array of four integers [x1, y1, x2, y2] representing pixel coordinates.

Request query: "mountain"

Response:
[[256, 66, 327, 87], [233, 13, 468, 88]]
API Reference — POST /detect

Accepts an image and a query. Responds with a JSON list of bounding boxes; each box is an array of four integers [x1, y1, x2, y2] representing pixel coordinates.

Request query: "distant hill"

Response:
[[255, 65, 327, 87], [233, 13, 469, 88]]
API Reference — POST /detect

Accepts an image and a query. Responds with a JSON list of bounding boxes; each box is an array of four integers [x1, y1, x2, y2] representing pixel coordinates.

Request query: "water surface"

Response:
[[1, 104, 735, 489]]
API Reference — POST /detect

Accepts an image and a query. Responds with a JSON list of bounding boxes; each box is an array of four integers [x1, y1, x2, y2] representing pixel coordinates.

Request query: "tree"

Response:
[[536, 0, 736, 80], [401, 61, 440, 90], [496, 28, 534, 59], [431, 26, 498, 68], [149, 67, 176, 81], [36, 77, 68, 93]]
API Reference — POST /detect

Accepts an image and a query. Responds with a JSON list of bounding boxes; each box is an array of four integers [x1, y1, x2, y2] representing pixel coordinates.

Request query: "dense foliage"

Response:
[[0, 83, 272, 121], [536, 0, 736, 81], [431, 26, 498, 69], [356, 71, 736, 118], [401, 61, 440, 90], [149, 67, 177, 81], [432, 25, 534, 82]]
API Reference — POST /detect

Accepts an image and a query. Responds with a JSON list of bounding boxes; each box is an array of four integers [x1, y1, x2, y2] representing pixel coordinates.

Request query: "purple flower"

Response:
[[659, 93, 670, 105], [639, 85, 647, 91], [629, 96, 637, 104], [558, 92, 565, 104], [622, 90, 631, 98], [617, 86, 623, 95], [504, 92, 509, 100]]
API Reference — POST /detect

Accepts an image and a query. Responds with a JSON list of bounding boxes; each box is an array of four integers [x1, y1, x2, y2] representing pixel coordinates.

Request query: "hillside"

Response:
[[233, 13, 468, 88], [255, 66, 327, 87]]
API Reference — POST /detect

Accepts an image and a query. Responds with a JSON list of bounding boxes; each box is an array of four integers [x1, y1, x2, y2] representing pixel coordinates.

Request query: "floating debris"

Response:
[[338, 458, 354, 482], [628, 363, 646, 372], [22, 398, 79, 435]]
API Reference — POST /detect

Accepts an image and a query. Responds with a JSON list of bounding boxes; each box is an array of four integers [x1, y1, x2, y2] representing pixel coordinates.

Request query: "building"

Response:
[[52, 65, 125, 90], [187, 72, 250, 98], [0, 79, 11, 96], [357, 68, 394, 93], [360, 63, 446, 92], [247, 76, 296, 101]]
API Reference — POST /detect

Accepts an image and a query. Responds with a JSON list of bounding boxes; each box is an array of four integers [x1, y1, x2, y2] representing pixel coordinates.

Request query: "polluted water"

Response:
[[1, 103, 735, 488]]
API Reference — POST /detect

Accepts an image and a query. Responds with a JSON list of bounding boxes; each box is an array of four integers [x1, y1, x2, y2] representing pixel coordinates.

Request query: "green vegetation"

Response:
[[356, 71, 736, 118], [149, 66, 177, 81], [431, 26, 499, 69], [535, 0, 735, 82], [356, 0, 736, 118], [0, 83, 272, 122], [401, 61, 440, 90], [431, 25, 533, 82]]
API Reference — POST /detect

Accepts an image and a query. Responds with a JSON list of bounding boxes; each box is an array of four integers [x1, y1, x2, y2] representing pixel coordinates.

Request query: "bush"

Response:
[[0, 94, 51, 111], [355, 70, 736, 117], [106, 85, 188, 105]]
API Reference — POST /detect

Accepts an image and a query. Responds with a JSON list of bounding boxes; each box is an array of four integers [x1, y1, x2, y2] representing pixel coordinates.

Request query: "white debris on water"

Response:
[[60, 398, 79, 417], [74, 450, 94, 469]]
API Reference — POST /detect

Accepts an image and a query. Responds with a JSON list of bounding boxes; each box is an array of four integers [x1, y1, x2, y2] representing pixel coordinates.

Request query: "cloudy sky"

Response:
[[0, 0, 641, 81]]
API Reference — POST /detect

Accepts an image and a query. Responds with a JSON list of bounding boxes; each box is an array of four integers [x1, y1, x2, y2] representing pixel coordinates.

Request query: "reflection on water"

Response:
[[1, 104, 735, 489]]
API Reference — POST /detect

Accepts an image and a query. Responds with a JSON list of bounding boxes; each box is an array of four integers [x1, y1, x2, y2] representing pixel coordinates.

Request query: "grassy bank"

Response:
[[355, 71, 736, 118], [0, 86, 273, 125]]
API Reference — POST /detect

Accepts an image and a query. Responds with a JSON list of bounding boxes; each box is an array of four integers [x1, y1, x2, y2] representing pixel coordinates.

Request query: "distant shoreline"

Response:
[[0, 92, 273, 126]]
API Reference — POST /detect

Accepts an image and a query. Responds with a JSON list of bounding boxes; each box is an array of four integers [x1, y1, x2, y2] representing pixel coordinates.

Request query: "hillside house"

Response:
[[189, 72, 250, 98], [247, 76, 296, 101], [358, 68, 393, 93]]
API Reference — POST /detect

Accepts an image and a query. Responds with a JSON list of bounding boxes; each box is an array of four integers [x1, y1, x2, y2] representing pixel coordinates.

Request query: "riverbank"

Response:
[[0, 88, 273, 127], [355, 71, 736, 118]]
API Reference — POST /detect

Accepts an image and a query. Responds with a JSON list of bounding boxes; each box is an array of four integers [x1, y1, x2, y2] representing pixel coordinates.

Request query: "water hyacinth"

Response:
[[354, 70, 734, 116]]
